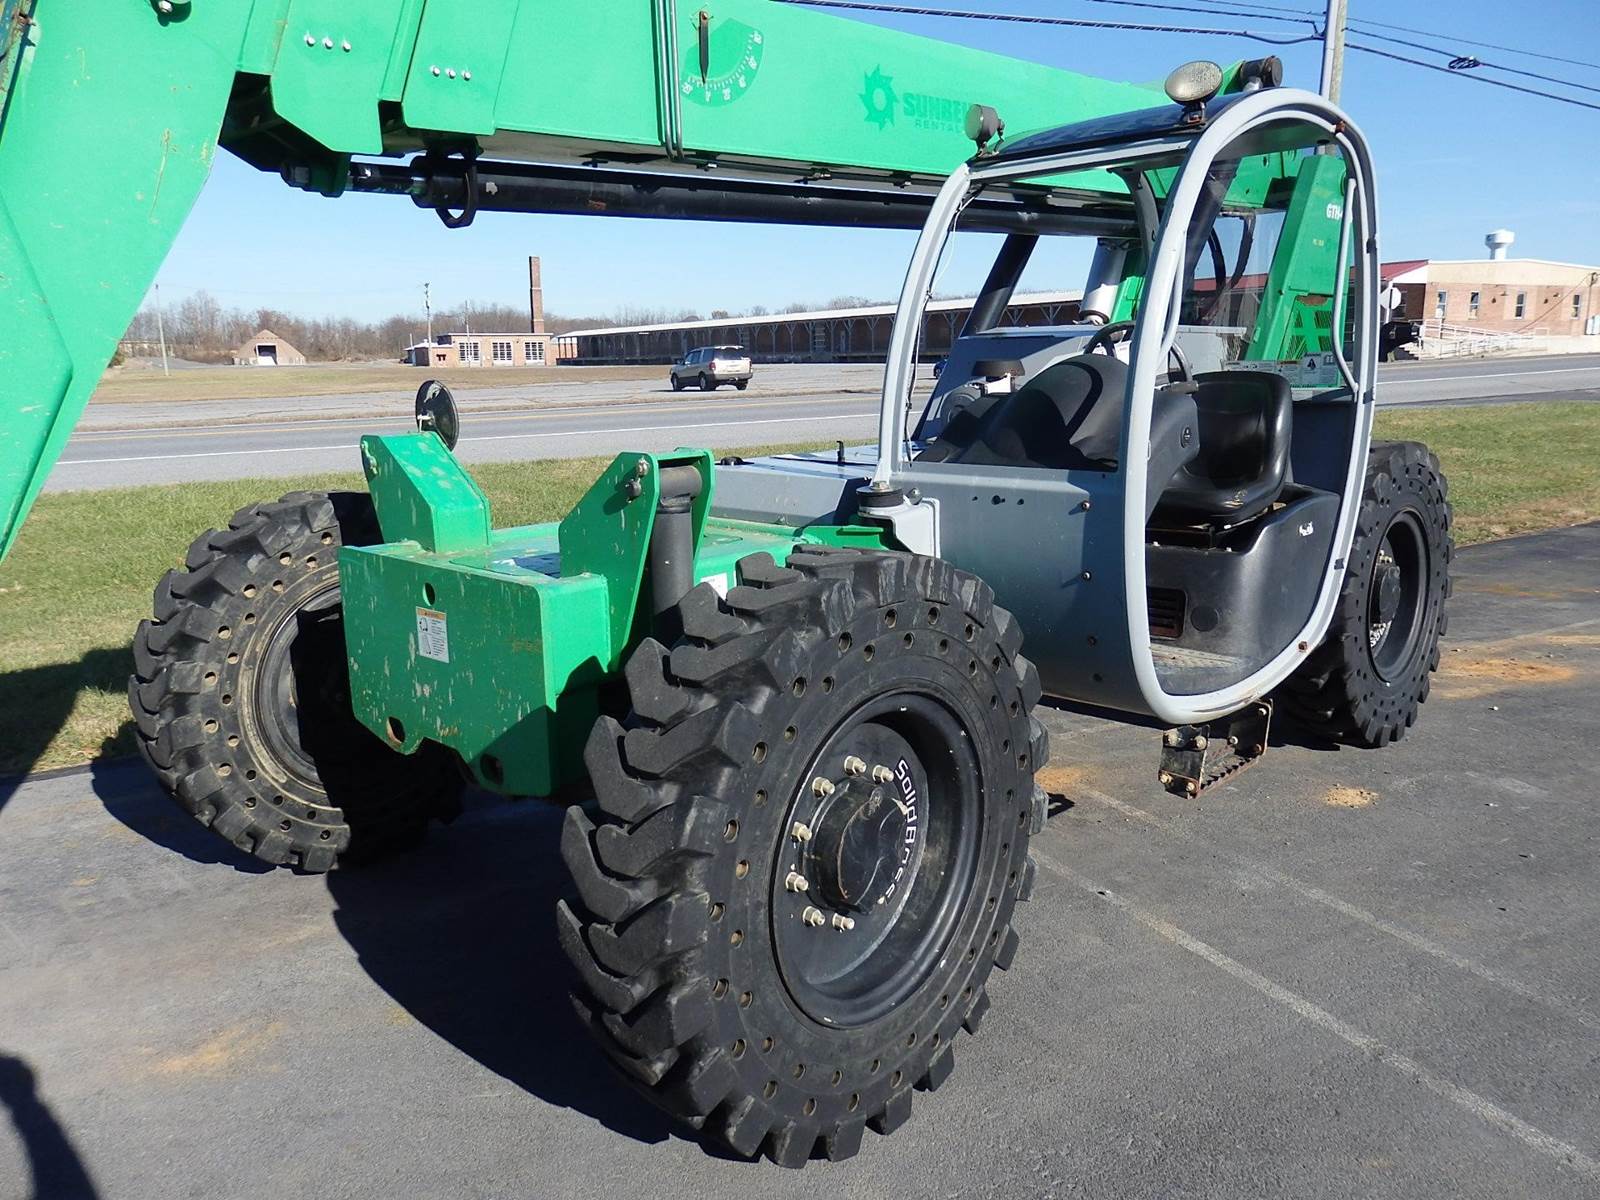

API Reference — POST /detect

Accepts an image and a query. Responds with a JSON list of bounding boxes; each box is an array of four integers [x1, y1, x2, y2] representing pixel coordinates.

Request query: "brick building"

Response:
[[405, 330, 574, 367], [406, 255, 578, 366], [1388, 258, 1600, 337]]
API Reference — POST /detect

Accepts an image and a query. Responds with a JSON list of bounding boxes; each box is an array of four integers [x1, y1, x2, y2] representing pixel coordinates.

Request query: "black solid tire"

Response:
[[129, 491, 465, 871], [1277, 440, 1453, 747], [734, 380, 748, 391], [558, 546, 1047, 1166], [671, 376, 683, 391], [698, 373, 714, 392]]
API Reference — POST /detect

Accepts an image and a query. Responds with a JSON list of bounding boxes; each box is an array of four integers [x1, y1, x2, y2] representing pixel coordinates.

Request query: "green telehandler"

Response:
[[0, 1, 1450, 1167]]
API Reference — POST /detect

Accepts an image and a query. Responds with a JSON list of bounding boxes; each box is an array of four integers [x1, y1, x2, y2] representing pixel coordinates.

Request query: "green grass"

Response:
[[1374, 402, 1600, 544], [3, 401, 1597, 777]]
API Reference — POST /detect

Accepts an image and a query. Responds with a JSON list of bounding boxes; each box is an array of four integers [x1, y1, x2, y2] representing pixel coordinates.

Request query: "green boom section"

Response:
[[0, 0, 1189, 559], [342, 438, 889, 795], [0, 1, 253, 558]]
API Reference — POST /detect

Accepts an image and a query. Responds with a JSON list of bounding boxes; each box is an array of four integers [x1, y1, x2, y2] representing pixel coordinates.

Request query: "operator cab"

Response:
[[715, 73, 1376, 728]]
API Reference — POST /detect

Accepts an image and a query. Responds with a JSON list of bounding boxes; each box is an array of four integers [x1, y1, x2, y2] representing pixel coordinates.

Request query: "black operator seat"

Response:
[[916, 352, 1204, 525], [916, 353, 1133, 471], [1149, 370, 1292, 526]]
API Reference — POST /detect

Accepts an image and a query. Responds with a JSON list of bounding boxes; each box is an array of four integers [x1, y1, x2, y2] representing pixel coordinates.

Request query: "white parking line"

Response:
[[1071, 783, 1600, 1034], [1032, 849, 1600, 1184], [55, 412, 876, 467]]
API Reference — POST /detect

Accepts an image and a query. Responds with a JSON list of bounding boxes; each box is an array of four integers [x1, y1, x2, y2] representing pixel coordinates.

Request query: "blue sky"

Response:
[[152, 1, 1600, 323]]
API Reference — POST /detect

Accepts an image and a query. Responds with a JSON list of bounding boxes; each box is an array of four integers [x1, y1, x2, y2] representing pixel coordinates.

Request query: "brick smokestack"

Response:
[[528, 255, 546, 335]]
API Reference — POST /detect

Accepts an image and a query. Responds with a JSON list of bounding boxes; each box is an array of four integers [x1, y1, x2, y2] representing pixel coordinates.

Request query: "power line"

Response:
[[1348, 43, 1600, 112], [774, 0, 1322, 45], [1220, 0, 1600, 73], [1349, 27, 1600, 96], [1346, 15, 1600, 73]]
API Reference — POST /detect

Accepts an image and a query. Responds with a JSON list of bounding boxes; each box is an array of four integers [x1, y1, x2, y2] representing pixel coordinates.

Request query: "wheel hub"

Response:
[[807, 772, 915, 913], [1367, 515, 1429, 677], [1373, 558, 1404, 626], [770, 695, 973, 1029]]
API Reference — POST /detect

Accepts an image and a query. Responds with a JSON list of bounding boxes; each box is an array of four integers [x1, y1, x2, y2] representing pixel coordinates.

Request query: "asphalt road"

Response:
[[46, 354, 1600, 492], [3, 524, 1598, 1198]]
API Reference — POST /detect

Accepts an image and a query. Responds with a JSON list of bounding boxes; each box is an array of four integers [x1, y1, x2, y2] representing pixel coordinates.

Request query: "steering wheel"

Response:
[[1083, 319, 1194, 384]]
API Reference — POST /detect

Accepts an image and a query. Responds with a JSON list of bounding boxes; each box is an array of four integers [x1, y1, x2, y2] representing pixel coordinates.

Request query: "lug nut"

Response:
[[812, 777, 836, 798], [831, 914, 856, 932], [843, 755, 867, 776], [1185, 781, 1199, 796], [871, 764, 895, 784], [1228, 735, 1239, 747], [802, 906, 825, 928], [1164, 730, 1180, 747], [790, 821, 813, 843], [785, 871, 809, 893], [1193, 735, 1208, 751], [1158, 771, 1174, 786]]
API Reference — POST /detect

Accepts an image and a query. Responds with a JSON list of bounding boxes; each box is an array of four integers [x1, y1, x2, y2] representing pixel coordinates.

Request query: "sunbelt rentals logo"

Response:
[[861, 66, 973, 133], [860, 66, 897, 128]]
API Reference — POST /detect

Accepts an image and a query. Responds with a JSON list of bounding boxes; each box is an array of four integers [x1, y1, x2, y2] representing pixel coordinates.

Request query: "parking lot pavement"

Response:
[[2, 524, 1598, 1199]]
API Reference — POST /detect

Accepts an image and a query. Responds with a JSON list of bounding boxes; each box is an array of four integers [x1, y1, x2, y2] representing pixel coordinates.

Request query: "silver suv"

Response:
[[670, 345, 752, 391]]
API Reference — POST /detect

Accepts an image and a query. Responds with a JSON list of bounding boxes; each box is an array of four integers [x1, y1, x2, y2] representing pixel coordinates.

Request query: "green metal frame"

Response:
[[343, 434, 889, 795]]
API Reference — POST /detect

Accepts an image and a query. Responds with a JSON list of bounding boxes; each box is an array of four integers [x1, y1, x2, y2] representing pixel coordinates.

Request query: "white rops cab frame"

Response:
[[717, 75, 1450, 790]]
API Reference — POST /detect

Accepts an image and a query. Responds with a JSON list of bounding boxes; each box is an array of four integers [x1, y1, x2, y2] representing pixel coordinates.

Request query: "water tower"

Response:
[[1485, 229, 1515, 261]]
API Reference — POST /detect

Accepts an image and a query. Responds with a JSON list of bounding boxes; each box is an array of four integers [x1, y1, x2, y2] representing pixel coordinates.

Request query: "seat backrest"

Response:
[[916, 354, 1128, 470], [1150, 369, 1292, 526], [1190, 371, 1292, 486]]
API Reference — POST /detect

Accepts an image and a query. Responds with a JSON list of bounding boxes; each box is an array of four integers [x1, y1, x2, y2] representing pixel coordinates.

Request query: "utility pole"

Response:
[[423, 281, 433, 347], [1319, 0, 1347, 102], [154, 283, 170, 377]]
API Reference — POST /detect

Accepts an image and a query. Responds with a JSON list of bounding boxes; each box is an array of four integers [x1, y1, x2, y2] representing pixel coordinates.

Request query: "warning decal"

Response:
[[416, 608, 450, 663]]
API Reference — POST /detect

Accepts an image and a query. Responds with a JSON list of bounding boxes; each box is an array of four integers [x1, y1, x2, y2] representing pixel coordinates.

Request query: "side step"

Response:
[[1158, 701, 1272, 796]]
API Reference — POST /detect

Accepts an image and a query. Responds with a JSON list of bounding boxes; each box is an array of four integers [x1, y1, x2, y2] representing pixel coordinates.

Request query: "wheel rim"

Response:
[[251, 579, 347, 791], [1368, 510, 1429, 681], [771, 691, 980, 1028]]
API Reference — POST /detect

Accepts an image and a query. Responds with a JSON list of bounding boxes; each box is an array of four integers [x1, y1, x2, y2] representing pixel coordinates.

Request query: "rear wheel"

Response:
[[129, 491, 464, 871], [558, 546, 1047, 1165], [698, 373, 714, 392], [735, 380, 749, 391], [1278, 441, 1452, 746]]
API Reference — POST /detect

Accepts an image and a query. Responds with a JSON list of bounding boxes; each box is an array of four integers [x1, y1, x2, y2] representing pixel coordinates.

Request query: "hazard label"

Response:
[[416, 608, 450, 663]]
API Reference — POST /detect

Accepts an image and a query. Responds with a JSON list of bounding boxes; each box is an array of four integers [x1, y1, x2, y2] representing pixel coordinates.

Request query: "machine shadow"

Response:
[[324, 799, 678, 1150], [0, 645, 133, 813], [0, 1052, 101, 1200], [87, 755, 274, 874]]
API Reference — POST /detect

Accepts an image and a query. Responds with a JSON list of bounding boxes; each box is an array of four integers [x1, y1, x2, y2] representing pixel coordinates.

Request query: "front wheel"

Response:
[[558, 547, 1047, 1165], [670, 376, 683, 392], [129, 492, 464, 870], [1277, 441, 1452, 746]]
